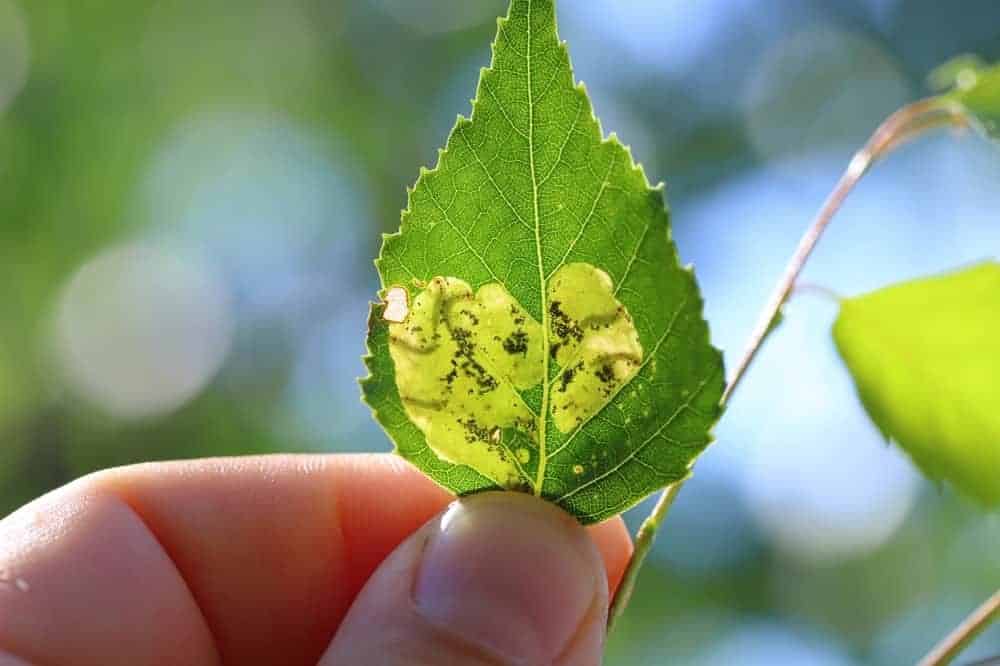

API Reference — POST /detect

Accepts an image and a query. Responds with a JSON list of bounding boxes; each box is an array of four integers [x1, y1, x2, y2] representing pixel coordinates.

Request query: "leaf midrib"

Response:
[[526, 0, 551, 496]]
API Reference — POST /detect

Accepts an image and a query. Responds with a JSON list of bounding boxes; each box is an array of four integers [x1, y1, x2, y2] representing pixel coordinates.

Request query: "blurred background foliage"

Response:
[[1, 0, 999, 663]]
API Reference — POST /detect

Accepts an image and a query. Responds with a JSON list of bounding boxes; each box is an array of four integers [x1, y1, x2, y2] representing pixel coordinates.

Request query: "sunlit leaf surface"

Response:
[[834, 262, 1000, 506], [362, 0, 723, 523]]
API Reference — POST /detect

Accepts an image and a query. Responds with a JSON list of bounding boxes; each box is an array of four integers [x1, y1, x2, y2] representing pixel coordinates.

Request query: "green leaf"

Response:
[[931, 55, 1000, 140], [361, 0, 724, 524], [833, 262, 1000, 506]]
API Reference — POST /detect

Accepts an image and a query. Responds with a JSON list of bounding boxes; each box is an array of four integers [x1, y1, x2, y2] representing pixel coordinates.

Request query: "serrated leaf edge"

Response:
[[361, 0, 727, 522]]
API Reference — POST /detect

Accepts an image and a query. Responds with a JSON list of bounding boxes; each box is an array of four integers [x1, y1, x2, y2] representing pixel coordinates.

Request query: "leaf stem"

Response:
[[917, 588, 1000, 666], [607, 479, 684, 633], [607, 96, 968, 633]]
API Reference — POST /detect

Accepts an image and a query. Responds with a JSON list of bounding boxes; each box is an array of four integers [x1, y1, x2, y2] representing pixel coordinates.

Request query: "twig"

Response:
[[606, 96, 968, 633], [606, 480, 684, 633], [917, 588, 1000, 666], [720, 96, 966, 406]]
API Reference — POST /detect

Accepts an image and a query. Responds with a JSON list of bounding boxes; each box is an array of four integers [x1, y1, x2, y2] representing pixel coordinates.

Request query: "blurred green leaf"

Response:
[[833, 262, 1000, 505], [931, 56, 1000, 140], [362, 0, 724, 523]]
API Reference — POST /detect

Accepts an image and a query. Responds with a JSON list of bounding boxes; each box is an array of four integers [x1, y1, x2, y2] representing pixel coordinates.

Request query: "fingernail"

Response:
[[413, 492, 604, 662]]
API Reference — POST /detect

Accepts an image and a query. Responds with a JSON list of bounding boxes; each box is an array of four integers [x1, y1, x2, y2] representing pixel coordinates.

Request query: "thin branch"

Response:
[[720, 97, 966, 408], [606, 96, 968, 633], [607, 480, 684, 632], [917, 588, 1000, 666]]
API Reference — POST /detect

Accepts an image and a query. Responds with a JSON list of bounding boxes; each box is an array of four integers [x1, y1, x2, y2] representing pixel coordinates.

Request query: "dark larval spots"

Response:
[[549, 300, 583, 345], [595, 364, 615, 384], [442, 362, 458, 386], [558, 367, 575, 393], [558, 360, 585, 393], [451, 326, 498, 393], [510, 303, 526, 326], [503, 330, 529, 356], [458, 417, 493, 444]]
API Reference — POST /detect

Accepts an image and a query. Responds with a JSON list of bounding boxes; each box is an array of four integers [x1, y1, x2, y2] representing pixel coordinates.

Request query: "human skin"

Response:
[[0, 454, 632, 665]]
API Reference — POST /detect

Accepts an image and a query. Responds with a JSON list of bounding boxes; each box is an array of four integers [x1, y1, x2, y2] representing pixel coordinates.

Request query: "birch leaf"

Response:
[[361, 0, 724, 523], [834, 262, 1000, 506]]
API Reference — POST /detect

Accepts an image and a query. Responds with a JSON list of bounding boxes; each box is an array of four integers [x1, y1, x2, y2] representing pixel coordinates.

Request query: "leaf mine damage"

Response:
[[388, 276, 543, 488], [382, 286, 409, 323], [387, 263, 643, 489], [363, 0, 725, 522], [547, 263, 643, 434]]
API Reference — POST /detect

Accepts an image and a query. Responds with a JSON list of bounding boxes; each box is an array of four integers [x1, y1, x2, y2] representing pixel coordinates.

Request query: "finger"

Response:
[[0, 487, 219, 665], [0, 454, 449, 666], [321, 492, 610, 666], [0, 454, 631, 665], [0, 651, 31, 666]]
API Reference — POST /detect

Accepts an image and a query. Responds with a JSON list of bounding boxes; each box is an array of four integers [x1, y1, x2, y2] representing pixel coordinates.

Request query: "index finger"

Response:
[[0, 454, 632, 666]]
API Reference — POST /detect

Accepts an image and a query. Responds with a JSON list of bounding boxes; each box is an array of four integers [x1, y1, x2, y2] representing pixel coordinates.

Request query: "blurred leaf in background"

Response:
[[834, 262, 1000, 506], [931, 54, 1000, 139]]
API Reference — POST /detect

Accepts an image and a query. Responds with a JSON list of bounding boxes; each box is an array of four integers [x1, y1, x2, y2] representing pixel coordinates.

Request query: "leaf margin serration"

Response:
[[360, 0, 726, 523]]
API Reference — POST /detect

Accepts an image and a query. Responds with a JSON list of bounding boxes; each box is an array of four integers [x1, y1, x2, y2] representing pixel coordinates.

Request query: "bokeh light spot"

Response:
[[53, 243, 233, 420], [743, 27, 910, 165], [142, 110, 371, 315], [279, 298, 385, 451], [694, 621, 857, 666]]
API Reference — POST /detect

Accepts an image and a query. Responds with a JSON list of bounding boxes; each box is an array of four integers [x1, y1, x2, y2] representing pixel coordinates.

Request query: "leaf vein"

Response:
[[545, 151, 616, 279], [424, 178, 502, 283], [457, 128, 533, 233], [548, 294, 689, 460], [554, 371, 715, 503]]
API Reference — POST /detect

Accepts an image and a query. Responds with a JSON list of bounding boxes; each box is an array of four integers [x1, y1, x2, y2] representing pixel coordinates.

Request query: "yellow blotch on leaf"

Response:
[[547, 263, 643, 433], [387, 262, 643, 488], [387, 277, 543, 488]]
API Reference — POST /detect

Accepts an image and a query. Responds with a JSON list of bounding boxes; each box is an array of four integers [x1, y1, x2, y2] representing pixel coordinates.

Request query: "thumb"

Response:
[[321, 491, 609, 666]]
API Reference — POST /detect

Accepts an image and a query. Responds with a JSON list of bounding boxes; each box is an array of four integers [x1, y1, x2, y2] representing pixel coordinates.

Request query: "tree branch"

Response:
[[607, 480, 684, 632], [721, 96, 966, 406], [917, 588, 1000, 666]]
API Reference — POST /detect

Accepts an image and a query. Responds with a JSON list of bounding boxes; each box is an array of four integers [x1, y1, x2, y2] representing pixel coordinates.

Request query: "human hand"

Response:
[[0, 454, 631, 665]]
